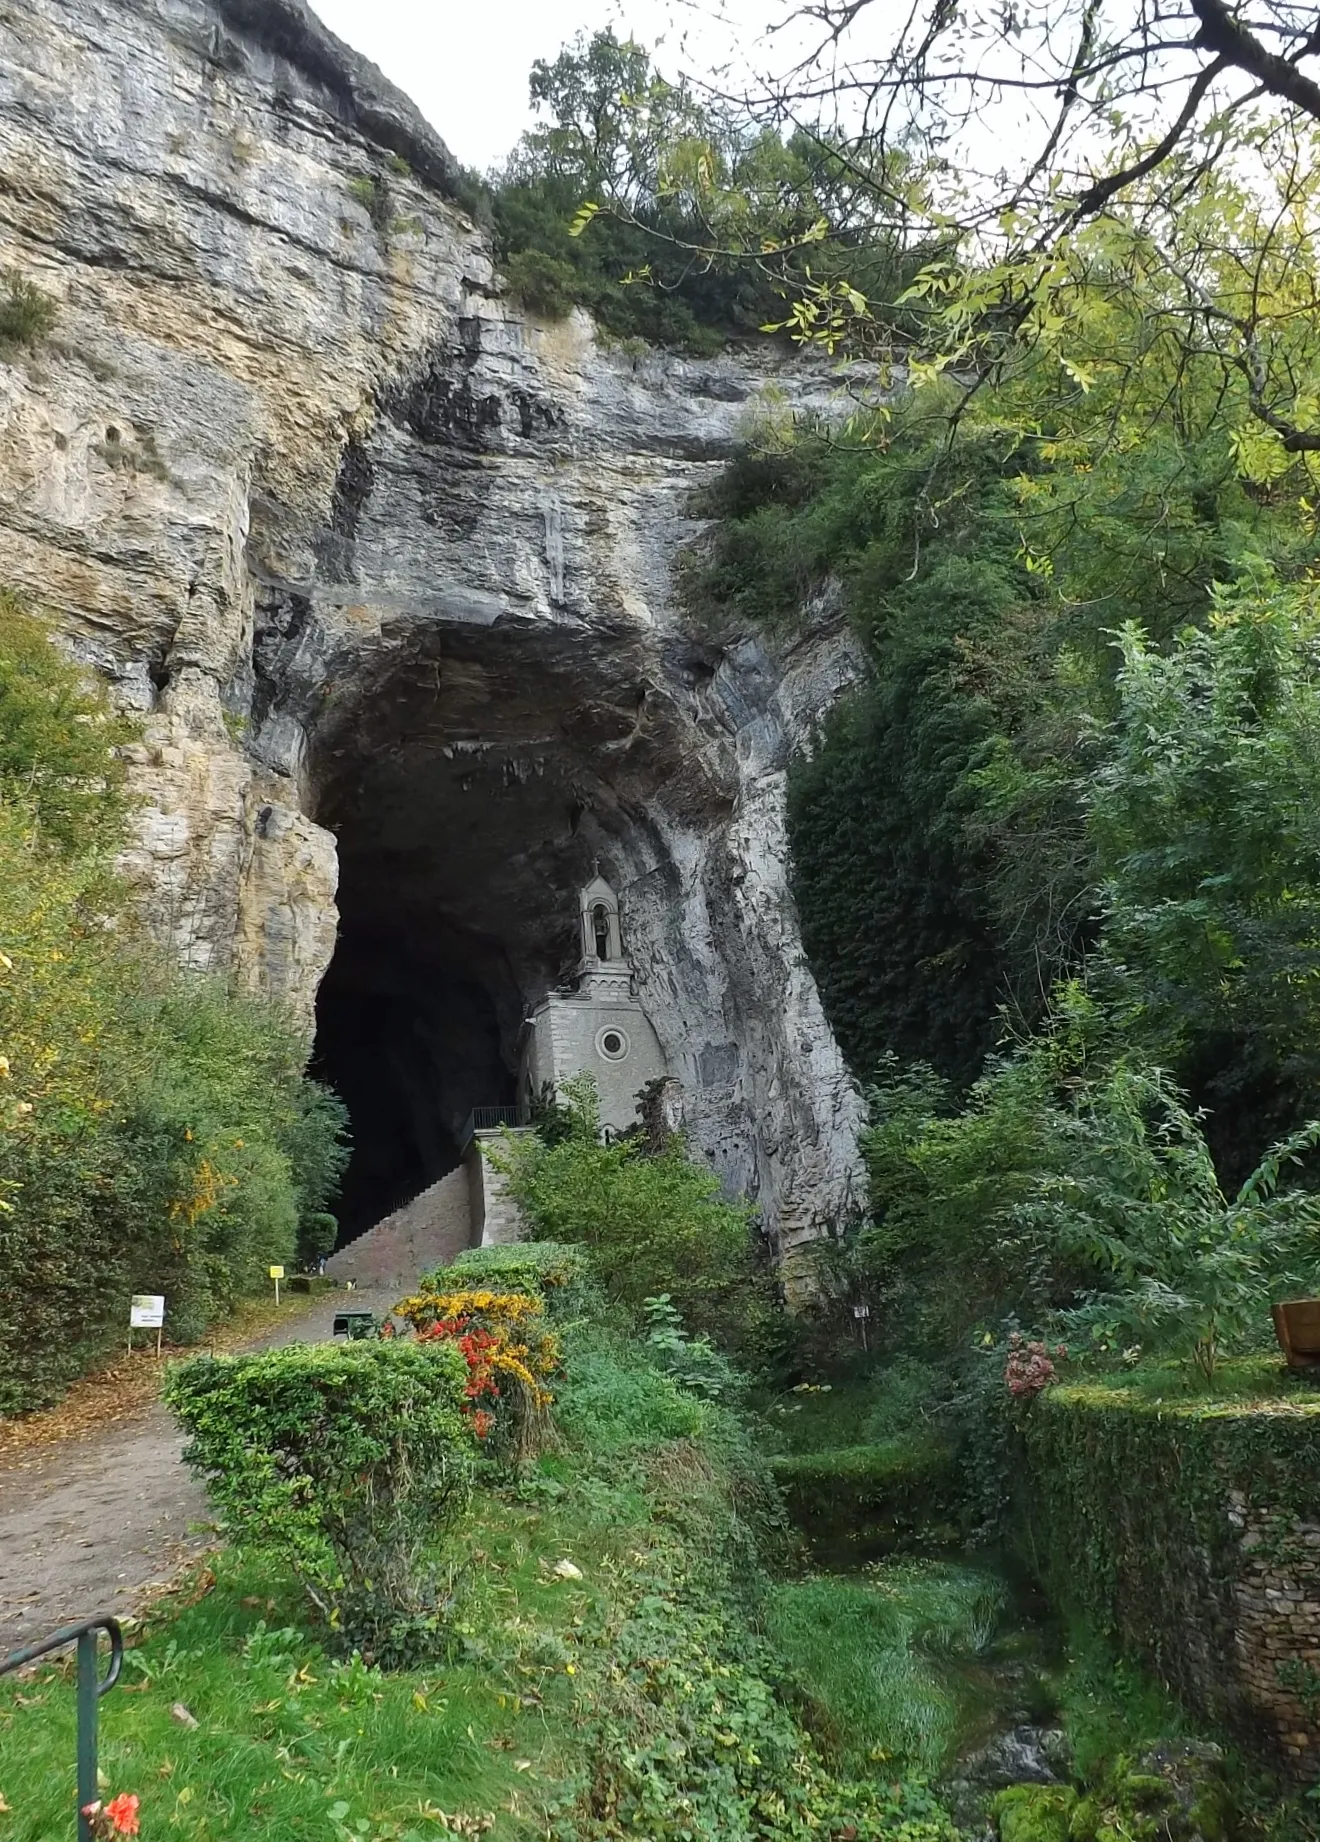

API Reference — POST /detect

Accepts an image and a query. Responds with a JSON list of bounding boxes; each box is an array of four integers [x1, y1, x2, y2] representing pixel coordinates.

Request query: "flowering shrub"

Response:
[[391, 1288, 561, 1457], [1004, 1332, 1066, 1399]]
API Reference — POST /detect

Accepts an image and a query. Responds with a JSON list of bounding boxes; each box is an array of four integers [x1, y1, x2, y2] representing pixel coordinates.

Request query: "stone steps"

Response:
[[325, 1165, 473, 1295]]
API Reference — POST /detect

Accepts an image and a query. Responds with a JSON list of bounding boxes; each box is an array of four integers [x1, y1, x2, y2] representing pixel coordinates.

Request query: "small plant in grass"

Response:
[[0, 271, 56, 353], [165, 1340, 472, 1666], [642, 1292, 740, 1400], [81, 1795, 139, 1838]]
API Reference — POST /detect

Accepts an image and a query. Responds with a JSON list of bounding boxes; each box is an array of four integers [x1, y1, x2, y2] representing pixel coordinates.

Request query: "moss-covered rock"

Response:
[[991, 1784, 1079, 1842], [1062, 1745, 1233, 1842]]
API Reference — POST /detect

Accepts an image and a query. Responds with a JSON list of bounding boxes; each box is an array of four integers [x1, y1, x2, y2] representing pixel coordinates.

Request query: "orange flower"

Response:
[[104, 1794, 140, 1836]]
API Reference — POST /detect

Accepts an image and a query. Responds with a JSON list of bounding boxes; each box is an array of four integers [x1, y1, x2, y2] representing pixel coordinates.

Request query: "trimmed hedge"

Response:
[[440, 1240, 591, 1310], [771, 1439, 958, 1556], [166, 1340, 471, 1665]]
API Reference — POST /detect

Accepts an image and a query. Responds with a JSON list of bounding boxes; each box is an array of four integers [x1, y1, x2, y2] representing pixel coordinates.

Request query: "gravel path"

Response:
[[0, 1290, 396, 1651]]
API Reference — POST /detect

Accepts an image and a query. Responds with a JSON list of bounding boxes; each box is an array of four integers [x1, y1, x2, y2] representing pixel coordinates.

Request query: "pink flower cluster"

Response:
[[1004, 1332, 1067, 1398]]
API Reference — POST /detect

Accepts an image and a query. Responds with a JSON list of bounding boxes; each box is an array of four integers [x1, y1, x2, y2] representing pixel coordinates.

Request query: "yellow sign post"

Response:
[[269, 1265, 285, 1305]]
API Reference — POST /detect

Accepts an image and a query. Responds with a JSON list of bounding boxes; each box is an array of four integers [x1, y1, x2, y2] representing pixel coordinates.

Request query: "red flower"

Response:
[[105, 1795, 141, 1836], [82, 1795, 140, 1838]]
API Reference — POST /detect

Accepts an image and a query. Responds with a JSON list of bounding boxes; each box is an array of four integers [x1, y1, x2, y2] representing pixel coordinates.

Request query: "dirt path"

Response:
[[0, 1290, 396, 1651]]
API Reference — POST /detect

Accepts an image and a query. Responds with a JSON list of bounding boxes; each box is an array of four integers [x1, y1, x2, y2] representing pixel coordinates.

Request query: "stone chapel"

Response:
[[519, 872, 669, 1136]]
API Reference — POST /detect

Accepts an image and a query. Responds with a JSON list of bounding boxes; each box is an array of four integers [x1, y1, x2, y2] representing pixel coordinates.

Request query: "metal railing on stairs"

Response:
[[1, 1614, 123, 1839]]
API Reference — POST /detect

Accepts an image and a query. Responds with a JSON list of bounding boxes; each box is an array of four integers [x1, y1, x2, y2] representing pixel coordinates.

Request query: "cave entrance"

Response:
[[306, 622, 655, 1243]]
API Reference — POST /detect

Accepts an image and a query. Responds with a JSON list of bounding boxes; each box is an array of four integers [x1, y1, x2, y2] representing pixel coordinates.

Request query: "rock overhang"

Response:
[[0, 0, 869, 1254]]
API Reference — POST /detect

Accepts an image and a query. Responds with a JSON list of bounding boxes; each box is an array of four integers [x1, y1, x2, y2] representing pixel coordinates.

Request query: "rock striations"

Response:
[[0, 0, 866, 1255]]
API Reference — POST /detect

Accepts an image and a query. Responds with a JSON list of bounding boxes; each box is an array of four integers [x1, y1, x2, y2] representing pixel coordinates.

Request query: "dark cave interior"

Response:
[[306, 623, 661, 1244]]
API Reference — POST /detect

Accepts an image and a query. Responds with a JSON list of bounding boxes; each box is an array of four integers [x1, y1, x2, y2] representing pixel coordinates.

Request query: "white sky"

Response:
[[312, 0, 779, 173]]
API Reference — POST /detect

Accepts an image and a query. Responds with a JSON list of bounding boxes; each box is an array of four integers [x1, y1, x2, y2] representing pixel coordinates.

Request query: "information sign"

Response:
[[268, 1267, 285, 1281], [128, 1294, 166, 1356]]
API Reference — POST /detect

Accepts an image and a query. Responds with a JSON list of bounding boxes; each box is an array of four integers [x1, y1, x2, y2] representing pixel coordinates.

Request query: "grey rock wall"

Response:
[[0, 0, 866, 1252]]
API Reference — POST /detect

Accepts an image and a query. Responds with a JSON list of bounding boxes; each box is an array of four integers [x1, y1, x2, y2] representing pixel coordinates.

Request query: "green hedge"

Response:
[[439, 1240, 592, 1310], [1014, 1374, 1320, 1731], [166, 1340, 471, 1665], [771, 1439, 958, 1556]]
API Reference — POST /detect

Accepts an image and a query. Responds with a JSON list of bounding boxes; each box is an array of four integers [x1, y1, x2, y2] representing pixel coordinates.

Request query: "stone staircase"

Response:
[[325, 1166, 473, 1294]]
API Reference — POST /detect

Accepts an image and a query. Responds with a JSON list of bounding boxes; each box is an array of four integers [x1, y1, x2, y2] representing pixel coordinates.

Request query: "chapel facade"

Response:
[[519, 872, 669, 1136]]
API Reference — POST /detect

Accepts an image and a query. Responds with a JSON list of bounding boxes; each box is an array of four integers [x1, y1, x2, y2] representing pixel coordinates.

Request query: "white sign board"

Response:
[[130, 1295, 165, 1329]]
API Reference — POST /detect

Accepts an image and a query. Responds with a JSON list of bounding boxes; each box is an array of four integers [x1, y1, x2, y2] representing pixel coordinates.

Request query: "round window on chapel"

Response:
[[597, 1026, 629, 1061]]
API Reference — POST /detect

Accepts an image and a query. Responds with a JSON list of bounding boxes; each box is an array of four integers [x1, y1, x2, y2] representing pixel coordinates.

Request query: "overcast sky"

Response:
[[312, 0, 780, 173]]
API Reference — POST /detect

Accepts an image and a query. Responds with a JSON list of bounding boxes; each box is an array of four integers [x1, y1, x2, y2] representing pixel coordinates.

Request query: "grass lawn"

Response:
[[0, 1331, 959, 1842], [0, 1447, 649, 1838]]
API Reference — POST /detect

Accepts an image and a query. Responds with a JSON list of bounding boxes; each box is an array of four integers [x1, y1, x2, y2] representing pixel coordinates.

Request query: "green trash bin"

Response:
[[332, 1310, 376, 1341]]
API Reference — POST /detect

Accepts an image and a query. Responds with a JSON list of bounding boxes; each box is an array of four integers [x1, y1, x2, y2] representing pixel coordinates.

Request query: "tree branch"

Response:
[[1189, 0, 1320, 120]]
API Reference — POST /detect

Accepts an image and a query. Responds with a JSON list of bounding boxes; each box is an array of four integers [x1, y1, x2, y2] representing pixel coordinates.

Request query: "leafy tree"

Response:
[[499, 1075, 773, 1358], [492, 31, 917, 350], [689, 420, 1090, 1077], [0, 594, 349, 1408], [0, 590, 135, 850], [1086, 570, 1320, 1172], [1020, 1067, 1320, 1380]]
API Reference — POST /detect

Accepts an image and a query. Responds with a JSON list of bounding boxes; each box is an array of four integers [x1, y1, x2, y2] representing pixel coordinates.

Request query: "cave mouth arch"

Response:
[[305, 619, 676, 1243]]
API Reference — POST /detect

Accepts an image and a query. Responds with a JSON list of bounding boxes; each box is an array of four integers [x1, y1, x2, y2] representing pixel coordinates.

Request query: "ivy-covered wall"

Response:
[[1015, 1378, 1320, 1776]]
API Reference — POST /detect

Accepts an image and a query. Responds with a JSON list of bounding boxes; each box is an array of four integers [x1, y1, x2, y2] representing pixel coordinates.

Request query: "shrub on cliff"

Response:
[[0, 272, 57, 355]]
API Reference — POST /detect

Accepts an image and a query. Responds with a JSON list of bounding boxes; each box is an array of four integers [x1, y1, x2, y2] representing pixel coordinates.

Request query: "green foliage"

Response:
[[500, 1083, 774, 1359], [766, 1564, 1007, 1774], [769, 1441, 957, 1556], [685, 422, 1085, 1083], [165, 1340, 472, 1666], [1019, 1065, 1320, 1378], [533, 1357, 957, 1842], [0, 594, 348, 1409], [855, 1046, 1071, 1346], [492, 30, 914, 352], [0, 271, 56, 353], [553, 1332, 709, 1454], [441, 1238, 593, 1314], [641, 1291, 743, 1400], [1089, 575, 1320, 1173], [846, 991, 1320, 1374], [298, 1210, 338, 1267], [0, 591, 134, 850], [346, 172, 391, 233], [991, 1785, 1078, 1842]]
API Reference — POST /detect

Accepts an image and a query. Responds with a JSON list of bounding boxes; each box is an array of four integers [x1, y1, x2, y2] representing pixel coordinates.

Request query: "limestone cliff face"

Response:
[[0, 0, 867, 1251]]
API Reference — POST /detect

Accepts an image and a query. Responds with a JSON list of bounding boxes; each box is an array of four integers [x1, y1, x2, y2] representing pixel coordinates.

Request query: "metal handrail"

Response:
[[2, 1615, 124, 1839], [460, 1103, 532, 1145]]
